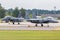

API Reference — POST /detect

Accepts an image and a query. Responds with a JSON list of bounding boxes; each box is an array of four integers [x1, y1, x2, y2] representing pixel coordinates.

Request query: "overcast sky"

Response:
[[0, 0, 60, 10]]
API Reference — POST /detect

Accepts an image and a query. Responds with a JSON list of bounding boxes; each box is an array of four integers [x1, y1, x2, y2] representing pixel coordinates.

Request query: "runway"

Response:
[[0, 22, 60, 30]]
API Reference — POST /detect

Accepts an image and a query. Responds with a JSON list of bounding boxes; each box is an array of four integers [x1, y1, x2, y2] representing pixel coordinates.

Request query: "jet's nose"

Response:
[[25, 19, 30, 22], [54, 20, 59, 23], [53, 20, 59, 23], [48, 20, 59, 23], [2, 18, 5, 21]]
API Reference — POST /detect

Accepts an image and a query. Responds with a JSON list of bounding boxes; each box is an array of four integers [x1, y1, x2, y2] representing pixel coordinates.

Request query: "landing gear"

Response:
[[13, 22, 14, 24], [12, 22, 20, 25], [47, 23, 49, 27], [18, 22, 20, 24], [35, 23, 44, 27], [41, 23, 43, 27], [35, 23, 38, 27]]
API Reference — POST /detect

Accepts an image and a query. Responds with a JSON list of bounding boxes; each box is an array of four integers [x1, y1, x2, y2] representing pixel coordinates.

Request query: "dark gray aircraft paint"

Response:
[[26, 17, 58, 27], [2, 16, 24, 24]]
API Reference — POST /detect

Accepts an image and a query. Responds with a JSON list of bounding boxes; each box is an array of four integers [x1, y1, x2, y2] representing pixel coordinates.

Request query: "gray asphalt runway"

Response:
[[0, 22, 60, 30]]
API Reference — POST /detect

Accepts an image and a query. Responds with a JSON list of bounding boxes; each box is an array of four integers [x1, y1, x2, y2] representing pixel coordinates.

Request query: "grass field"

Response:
[[0, 30, 60, 40]]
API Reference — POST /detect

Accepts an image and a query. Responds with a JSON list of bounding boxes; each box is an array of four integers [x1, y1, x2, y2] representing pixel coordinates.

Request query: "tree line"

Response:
[[0, 4, 60, 18]]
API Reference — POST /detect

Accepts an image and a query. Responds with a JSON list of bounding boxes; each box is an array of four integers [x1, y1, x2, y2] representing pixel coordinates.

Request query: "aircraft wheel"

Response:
[[41, 23, 43, 27], [47, 23, 49, 27], [18, 22, 20, 24], [35, 24, 38, 27], [13, 22, 14, 24]]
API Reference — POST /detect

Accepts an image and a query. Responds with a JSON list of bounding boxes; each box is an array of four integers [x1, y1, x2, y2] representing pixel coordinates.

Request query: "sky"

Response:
[[0, 0, 60, 10]]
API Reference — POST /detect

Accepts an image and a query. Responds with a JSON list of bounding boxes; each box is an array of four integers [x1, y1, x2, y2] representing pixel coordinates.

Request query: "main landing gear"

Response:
[[35, 23, 44, 27], [35, 23, 38, 27], [41, 23, 43, 27], [12, 22, 20, 25]]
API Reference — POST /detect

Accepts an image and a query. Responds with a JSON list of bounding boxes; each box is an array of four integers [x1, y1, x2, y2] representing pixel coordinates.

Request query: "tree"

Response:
[[13, 7, 20, 17], [0, 4, 6, 18], [7, 8, 13, 16], [20, 8, 26, 18], [5, 12, 9, 16], [29, 13, 32, 18]]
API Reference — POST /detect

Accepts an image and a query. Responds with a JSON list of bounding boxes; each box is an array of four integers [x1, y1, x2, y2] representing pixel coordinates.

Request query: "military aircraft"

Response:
[[2, 16, 24, 24], [26, 16, 58, 27], [2, 16, 12, 23]]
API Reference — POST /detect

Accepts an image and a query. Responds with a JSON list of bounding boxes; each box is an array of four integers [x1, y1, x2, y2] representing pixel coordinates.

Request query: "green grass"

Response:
[[0, 30, 60, 40]]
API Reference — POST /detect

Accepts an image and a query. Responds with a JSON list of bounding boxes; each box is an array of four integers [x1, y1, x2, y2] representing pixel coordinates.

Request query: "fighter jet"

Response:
[[26, 16, 58, 27], [2, 16, 24, 24], [2, 16, 12, 23], [9, 17, 24, 24]]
